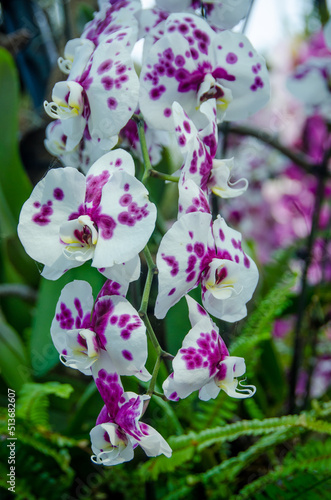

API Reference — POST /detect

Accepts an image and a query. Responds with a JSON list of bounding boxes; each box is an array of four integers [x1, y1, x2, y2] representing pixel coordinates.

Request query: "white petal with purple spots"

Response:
[[18, 167, 86, 269], [155, 212, 214, 319], [50, 280, 94, 374], [92, 295, 151, 381], [92, 170, 156, 268]]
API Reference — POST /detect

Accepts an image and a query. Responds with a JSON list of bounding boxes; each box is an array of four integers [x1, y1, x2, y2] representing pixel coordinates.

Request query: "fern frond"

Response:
[[230, 271, 296, 357], [235, 458, 331, 499], [193, 392, 239, 431], [139, 443, 196, 480], [16, 381, 73, 428], [140, 402, 331, 481], [163, 485, 194, 500]]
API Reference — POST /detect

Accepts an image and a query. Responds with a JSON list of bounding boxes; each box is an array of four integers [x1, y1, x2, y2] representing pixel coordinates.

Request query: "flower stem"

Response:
[[150, 169, 179, 183], [136, 117, 153, 185], [139, 246, 173, 396]]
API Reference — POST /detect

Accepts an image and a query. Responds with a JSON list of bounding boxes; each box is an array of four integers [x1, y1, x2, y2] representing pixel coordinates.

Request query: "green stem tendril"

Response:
[[136, 117, 153, 185], [150, 169, 179, 182], [135, 114, 180, 184], [139, 246, 173, 397]]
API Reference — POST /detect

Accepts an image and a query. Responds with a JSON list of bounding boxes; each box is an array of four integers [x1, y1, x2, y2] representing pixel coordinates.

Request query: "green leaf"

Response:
[[0, 319, 31, 390], [0, 48, 32, 221]]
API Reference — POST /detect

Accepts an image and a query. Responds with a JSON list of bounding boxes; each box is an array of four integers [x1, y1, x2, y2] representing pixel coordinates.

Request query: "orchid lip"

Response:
[[205, 262, 243, 300], [60, 215, 98, 262]]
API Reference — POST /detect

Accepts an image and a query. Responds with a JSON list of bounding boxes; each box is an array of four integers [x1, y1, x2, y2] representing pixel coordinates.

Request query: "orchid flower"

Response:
[[155, 211, 258, 322], [51, 280, 151, 381], [44, 37, 139, 150], [81, 0, 140, 49], [287, 21, 331, 118], [18, 149, 156, 281], [163, 296, 256, 401], [90, 368, 172, 465], [44, 119, 117, 173], [173, 100, 248, 197], [139, 13, 269, 131]]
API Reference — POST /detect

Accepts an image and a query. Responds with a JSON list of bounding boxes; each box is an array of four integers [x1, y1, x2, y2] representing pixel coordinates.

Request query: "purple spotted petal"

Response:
[[185, 295, 209, 328], [209, 30, 270, 121], [93, 366, 125, 421], [287, 60, 331, 111], [140, 28, 200, 130], [115, 392, 147, 440], [85, 150, 135, 209], [140, 13, 269, 129], [86, 42, 139, 147], [200, 216, 259, 322], [162, 312, 228, 399], [90, 422, 134, 466], [18, 167, 86, 269], [173, 100, 218, 192], [92, 170, 156, 268], [178, 178, 211, 218], [82, 0, 140, 48], [92, 295, 150, 381], [44, 120, 118, 174], [136, 423, 172, 458], [155, 212, 214, 319], [50, 280, 94, 372], [97, 279, 129, 300]]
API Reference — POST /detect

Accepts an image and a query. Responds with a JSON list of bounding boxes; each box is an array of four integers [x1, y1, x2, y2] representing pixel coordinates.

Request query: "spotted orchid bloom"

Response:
[[18, 149, 156, 281], [81, 0, 140, 49], [51, 280, 151, 381], [155, 0, 251, 30], [163, 296, 256, 401], [90, 368, 172, 465], [286, 20, 331, 118], [173, 100, 248, 197], [44, 37, 139, 151], [139, 13, 269, 131], [155, 212, 258, 322], [287, 57, 331, 118], [44, 120, 117, 173]]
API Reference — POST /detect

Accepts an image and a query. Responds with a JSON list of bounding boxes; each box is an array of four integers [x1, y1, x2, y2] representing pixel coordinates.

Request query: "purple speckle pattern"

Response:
[[140, 13, 269, 129], [180, 330, 228, 378], [161, 254, 179, 276], [56, 302, 74, 329], [32, 200, 53, 226]]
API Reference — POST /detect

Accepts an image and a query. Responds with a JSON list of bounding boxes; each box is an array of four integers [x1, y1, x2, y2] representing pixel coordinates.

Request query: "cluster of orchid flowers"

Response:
[[17, 0, 270, 466]]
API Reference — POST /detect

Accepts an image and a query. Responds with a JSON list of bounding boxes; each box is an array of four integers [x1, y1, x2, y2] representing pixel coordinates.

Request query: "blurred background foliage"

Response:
[[1, 0, 331, 499]]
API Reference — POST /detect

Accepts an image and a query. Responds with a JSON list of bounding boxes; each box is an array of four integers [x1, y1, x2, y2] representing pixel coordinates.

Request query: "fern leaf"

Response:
[[235, 438, 331, 499], [230, 271, 296, 357], [16, 381, 74, 428], [139, 444, 196, 480]]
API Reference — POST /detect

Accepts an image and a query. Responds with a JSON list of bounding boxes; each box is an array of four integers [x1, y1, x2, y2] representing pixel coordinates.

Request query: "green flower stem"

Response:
[[150, 169, 179, 183], [139, 246, 173, 397], [147, 355, 162, 396], [139, 249, 156, 316], [134, 114, 179, 184], [136, 117, 153, 185]]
